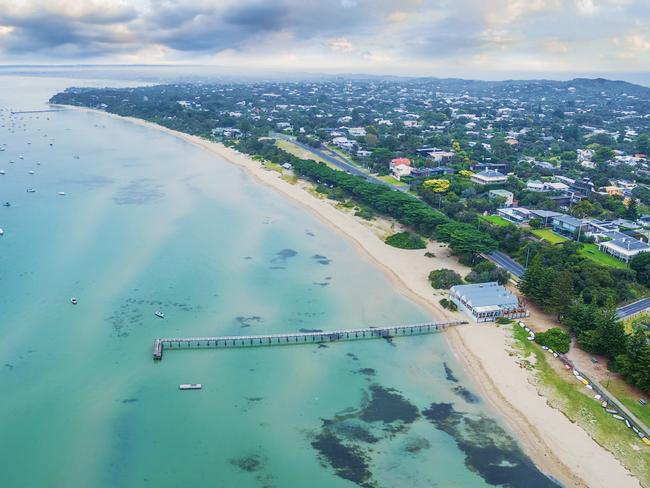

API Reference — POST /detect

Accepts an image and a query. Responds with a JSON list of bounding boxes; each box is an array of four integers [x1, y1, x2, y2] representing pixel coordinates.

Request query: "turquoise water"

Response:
[[0, 76, 557, 487]]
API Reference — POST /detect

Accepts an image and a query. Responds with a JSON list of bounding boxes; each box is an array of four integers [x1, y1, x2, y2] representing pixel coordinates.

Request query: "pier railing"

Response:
[[153, 320, 466, 360]]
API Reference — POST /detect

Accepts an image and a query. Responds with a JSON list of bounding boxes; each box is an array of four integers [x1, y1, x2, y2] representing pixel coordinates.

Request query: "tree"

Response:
[[535, 328, 571, 354], [630, 252, 650, 286], [570, 199, 596, 218], [429, 269, 463, 289], [636, 134, 650, 155], [423, 179, 450, 193], [435, 222, 497, 257]]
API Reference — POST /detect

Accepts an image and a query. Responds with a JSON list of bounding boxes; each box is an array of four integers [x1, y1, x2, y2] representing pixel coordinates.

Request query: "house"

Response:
[[390, 158, 412, 180], [471, 169, 507, 186], [347, 127, 367, 137], [411, 166, 456, 177], [528, 209, 562, 227], [428, 150, 455, 163], [356, 149, 372, 157], [599, 237, 650, 263], [449, 282, 529, 323], [488, 189, 514, 206], [552, 214, 588, 237], [497, 207, 531, 223], [526, 180, 545, 192]]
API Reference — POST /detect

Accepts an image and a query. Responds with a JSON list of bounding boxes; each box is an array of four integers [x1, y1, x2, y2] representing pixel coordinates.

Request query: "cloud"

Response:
[[0, 0, 646, 77]]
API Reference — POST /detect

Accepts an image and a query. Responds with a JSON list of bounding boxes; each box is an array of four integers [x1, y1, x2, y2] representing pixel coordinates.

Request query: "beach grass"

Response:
[[512, 325, 650, 484], [479, 215, 512, 227], [578, 243, 629, 269], [531, 229, 569, 244]]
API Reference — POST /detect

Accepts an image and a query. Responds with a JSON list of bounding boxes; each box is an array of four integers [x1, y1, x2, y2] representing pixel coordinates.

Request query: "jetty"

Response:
[[10, 109, 66, 115], [153, 320, 465, 360]]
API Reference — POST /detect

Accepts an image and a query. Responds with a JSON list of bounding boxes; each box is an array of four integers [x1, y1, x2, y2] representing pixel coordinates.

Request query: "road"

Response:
[[616, 297, 650, 319], [276, 135, 410, 193], [485, 250, 525, 278]]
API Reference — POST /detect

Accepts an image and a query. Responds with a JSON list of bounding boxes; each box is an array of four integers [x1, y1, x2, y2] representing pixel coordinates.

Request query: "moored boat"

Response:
[[179, 384, 202, 390], [154, 311, 165, 319]]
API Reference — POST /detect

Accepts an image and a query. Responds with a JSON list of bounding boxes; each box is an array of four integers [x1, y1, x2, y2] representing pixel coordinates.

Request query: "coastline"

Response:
[[65, 106, 641, 488]]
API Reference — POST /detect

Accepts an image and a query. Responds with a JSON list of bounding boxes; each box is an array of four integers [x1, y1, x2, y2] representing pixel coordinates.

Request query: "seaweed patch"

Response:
[[443, 362, 459, 383], [359, 385, 419, 425], [311, 431, 374, 487], [422, 403, 559, 487], [452, 385, 480, 404], [236, 316, 263, 328]]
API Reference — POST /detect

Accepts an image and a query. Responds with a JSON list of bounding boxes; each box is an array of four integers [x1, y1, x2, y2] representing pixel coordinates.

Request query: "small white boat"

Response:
[[28, 170, 34, 174], [612, 414, 625, 421], [601, 401, 608, 408], [154, 311, 165, 319], [58, 191, 66, 196], [70, 297, 78, 305], [18, 155, 23, 159], [26, 188, 35, 193], [0, 170, 5, 175], [0, 228, 4, 236], [179, 384, 202, 390], [606, 409, 618, 414]]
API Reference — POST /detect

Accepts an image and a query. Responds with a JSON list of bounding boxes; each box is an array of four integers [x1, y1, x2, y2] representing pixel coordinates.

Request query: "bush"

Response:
[[385, 232, 427, 249], [534, 327, 571, 354], [496, 317, 512, 324], [465, 260, 511, 285], [429, 269, 463, 289], [439, 298, 458, 311]]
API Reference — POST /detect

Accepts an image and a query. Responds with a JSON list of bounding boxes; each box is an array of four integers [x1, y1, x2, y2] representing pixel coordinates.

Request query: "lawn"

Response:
[[579, 243, 629, 269], [479, 215, 512, 227], [605, 377, 650, 429], [532, 228, 569, 244], [377, 175, 407, 187], [275, 139, 336, 168]]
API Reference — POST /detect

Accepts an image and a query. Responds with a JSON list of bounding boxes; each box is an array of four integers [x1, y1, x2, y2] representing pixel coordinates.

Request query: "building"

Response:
[[552, 214, 588, 237], [428, 150, 455, 163], [497, 207, 531, 223], [411, 166, 455, 177], [471, 169, 507, 186], [599, 237, 650, 263], [526, 180, 545, 192], [528, 209, 562, 227], [390, 158, 412, 180], [449, 282, 529, 323], [488, 189, 514, 206]]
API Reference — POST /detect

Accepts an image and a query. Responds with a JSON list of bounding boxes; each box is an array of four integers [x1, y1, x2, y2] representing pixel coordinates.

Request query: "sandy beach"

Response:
[[68, 106, 641, 488]]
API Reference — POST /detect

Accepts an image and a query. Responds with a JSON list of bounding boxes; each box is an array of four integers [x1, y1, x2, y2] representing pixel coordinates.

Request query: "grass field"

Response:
[[377, 175, 407, 187], [605, 377, 650, 428], [579, 243, 629, 269], [531, 228, 569, 244], [480, 215, 512, 227], [512, 325, 649, 482]]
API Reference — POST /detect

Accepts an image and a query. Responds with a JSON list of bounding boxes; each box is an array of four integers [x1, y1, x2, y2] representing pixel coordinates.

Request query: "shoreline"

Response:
[[65, 105, 641, 488]]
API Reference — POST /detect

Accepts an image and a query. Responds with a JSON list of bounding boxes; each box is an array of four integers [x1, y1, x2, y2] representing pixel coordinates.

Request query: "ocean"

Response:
[[0, 76, 557, 488]]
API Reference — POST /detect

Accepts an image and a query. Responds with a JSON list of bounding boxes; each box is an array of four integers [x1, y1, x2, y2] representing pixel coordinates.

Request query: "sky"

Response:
[[0, 0, 649, 82]]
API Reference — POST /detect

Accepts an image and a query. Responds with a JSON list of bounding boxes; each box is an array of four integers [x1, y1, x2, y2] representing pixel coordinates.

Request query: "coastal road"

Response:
[[485, 251, 525, 279], [616, 297, 650, 319], [276, 135, 410, 193]]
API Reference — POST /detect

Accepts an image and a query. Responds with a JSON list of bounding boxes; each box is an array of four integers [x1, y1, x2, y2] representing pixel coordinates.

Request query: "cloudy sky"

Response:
[[0, 0, 649, 80]]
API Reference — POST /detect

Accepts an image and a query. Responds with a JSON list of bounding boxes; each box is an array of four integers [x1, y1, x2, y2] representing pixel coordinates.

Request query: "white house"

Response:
[[449, 282, 528, 323], [599, 237, 650, 263], [471, 169, 507, 186]]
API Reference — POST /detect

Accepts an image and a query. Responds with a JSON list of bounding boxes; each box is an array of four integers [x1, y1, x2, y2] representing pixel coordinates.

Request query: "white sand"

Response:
[[67, 106, 641, 488]]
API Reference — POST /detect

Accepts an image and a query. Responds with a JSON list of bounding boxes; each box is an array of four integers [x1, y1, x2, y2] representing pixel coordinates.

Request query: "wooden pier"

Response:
[[152, 321, 466, 360]]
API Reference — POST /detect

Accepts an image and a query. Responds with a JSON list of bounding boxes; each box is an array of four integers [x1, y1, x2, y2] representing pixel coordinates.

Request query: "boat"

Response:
[[612, 414, 625, 421], [0, 228, 4, 236], [179, 384, 202, 390], [606, 409, 618, 414], [58, 191, 66, 196], [3, 202, 9, 207], [26, 188, 35, 193], [70, 297, 78, 305], [154, 311, 165, 319], [0, 170, 5, 175], [625, 419, 632, 428], [601, 401, 608, 408], [28, 170, 34, 174]]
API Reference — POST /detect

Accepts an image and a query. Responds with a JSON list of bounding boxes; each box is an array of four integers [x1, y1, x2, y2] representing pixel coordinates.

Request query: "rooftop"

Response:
[[450, 282, 519, 308]]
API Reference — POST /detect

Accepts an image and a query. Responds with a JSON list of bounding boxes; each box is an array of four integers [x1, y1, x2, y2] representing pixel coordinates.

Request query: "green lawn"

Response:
[[606, 377, 650, 429], [480, 215, 512, 227], [531, 228, 569, 244], [579, 243, 629, 269], [377, 175, 407, 187]]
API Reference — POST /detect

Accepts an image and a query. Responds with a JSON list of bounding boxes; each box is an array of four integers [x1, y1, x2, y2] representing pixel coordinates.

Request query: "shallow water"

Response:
[[0, 76, 557, 487]]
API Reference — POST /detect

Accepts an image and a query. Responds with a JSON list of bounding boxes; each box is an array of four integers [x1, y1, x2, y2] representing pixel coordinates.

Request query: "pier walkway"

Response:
[[153, 320, 466, 360]]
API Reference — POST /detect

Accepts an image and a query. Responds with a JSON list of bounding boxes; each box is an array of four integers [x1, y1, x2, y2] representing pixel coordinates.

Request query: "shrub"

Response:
[[465, 260, 510, 285], [439, 298, 458, 311], [429, 269, 463, 289], [385, 232, 427, 249], [496, 317, 512, 324], [534, 327, 571, 354]]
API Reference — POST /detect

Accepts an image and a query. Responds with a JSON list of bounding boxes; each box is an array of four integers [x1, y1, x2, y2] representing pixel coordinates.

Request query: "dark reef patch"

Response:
[[113, 178, 163, 205], [236, 316, 263, 328], [272, 248, 298, 263], [359, 385, 419, 425], [452, 385, 480, 404], [422, 403, 559, 487], [358, 368, 376, 377], [121, 398, 137, 404], [230, 453, 264, 472], [346, 353, 359, 361], [312, 254, 332, 265], [334, 421, 380, 444], [443, 362, 458, 383], [311, 431, 374, 487], [403, 436, 431, 454]]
